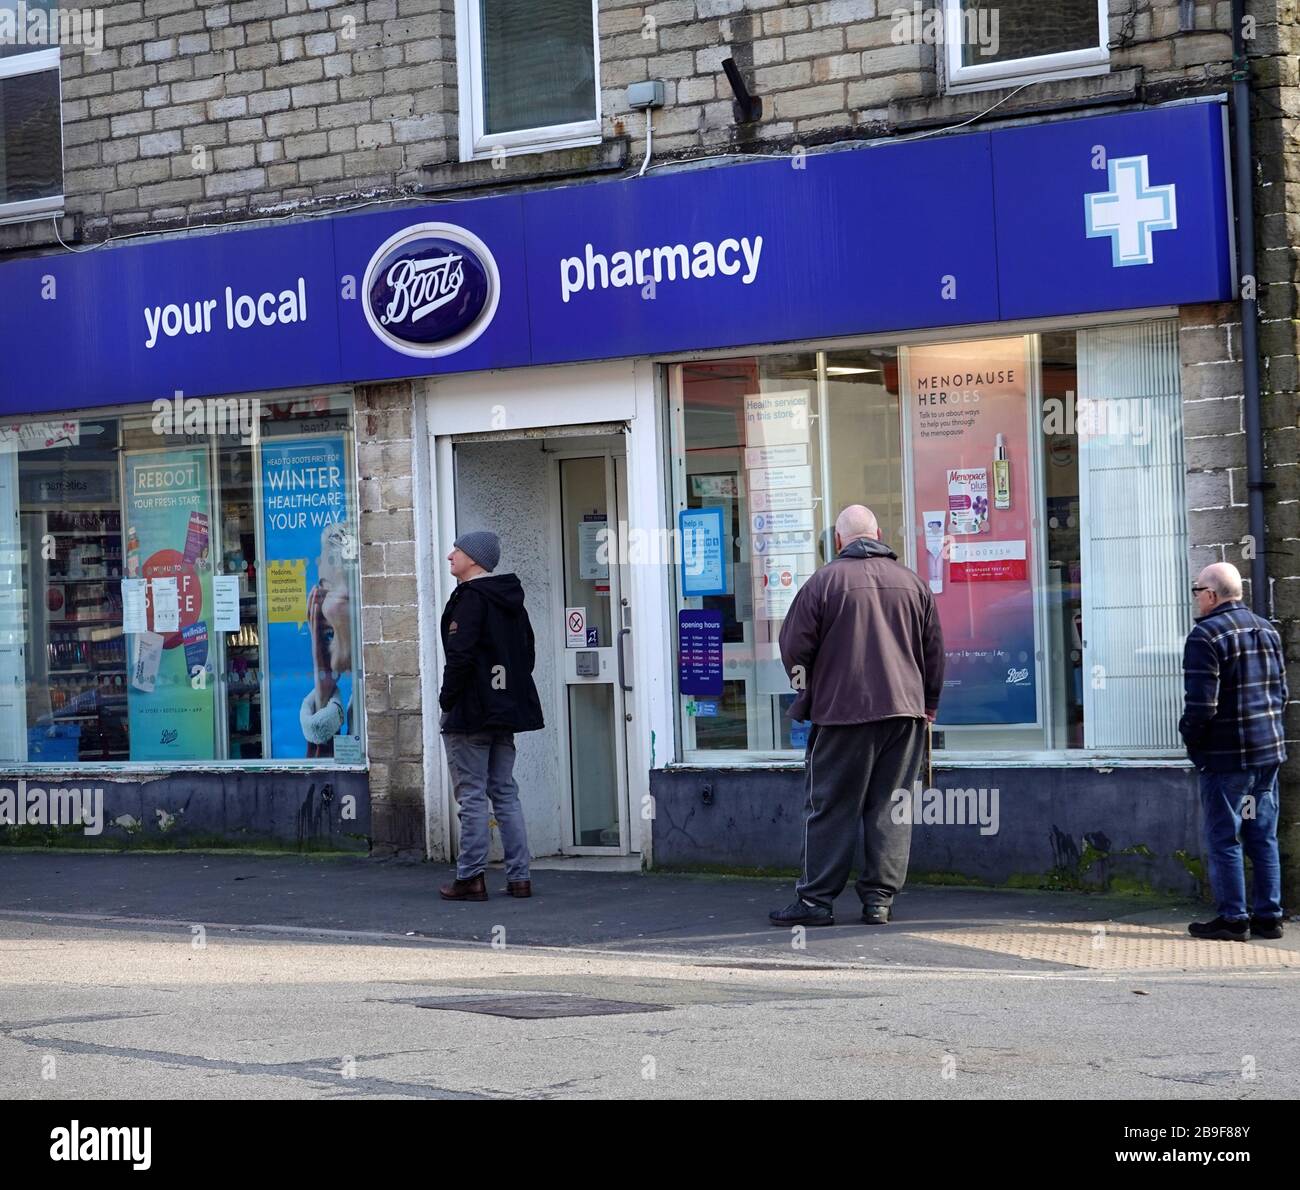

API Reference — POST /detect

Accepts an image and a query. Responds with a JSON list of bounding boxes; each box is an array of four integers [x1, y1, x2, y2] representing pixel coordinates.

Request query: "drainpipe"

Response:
[[1231, 0, 1269, 615]]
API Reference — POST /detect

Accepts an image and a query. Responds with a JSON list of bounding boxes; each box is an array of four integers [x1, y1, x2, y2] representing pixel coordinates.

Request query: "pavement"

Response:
[[1, 851, 1297, 1099], [1, 850, 1295, 971]]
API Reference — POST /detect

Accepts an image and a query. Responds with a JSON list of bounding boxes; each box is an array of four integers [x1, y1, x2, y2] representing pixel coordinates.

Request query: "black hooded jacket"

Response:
[[438, 573, 545, 734]]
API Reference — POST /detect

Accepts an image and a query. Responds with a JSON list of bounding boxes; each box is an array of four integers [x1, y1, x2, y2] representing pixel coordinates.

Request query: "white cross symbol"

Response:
[[1084, 155, 1178, 267]]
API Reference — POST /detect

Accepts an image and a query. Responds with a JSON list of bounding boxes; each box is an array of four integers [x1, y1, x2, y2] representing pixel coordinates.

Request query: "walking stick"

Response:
[[927, 718, 933, 790]]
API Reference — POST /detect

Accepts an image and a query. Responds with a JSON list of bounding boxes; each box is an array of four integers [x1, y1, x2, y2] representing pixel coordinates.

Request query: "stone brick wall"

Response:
[[597, 1, 1239, 160], [354, 380, 426, 856], [46, 0, 456, 243]]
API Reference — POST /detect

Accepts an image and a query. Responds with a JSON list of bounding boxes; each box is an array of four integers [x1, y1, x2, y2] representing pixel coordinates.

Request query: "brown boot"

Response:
[[506, 880, 532, 898], [439, 873, 488, 901]]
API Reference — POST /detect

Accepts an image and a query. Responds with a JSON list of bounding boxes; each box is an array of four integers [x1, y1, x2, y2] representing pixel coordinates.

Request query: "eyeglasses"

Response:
[[1191, 586, 1211, 595]]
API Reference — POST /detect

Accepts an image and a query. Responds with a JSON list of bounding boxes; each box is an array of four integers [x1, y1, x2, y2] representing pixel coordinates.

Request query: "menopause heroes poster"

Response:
[[260, 435, 359, 760], [906, 338, 1039, 726], [125, 449, 215, 760]]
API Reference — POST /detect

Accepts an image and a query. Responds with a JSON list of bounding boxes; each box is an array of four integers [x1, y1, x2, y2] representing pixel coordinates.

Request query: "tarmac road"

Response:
[[1, 852, 1296, 1100]]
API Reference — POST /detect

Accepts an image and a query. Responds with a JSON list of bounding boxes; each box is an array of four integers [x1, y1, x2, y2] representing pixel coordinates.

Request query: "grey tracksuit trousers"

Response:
[[795, 716, 928, 909]]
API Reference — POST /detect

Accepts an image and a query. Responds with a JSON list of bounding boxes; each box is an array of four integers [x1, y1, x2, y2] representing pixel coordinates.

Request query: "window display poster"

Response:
[[212, 573, 241, 632], [744, 391, 810, 447], [755, 553, 809, 620], [261, 435, 358, 759], [124, 448, 216, 760], [578, 514, 609, 582], [750, 486, 813, 514], [679, 506, 727, 597], [906, 338, 1038, 725]]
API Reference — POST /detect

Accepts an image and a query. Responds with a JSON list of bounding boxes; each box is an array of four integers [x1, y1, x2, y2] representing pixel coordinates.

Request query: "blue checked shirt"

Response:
[[1179, 601, 1289, 772]]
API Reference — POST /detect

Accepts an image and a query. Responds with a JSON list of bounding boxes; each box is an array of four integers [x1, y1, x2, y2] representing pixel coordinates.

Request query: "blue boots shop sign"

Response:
[[0, 103, 1233, 417], [362, 223, 501, 358]]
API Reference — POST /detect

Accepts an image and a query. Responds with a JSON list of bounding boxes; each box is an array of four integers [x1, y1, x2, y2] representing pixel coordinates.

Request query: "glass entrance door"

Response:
[[556, 448, 630, 852]]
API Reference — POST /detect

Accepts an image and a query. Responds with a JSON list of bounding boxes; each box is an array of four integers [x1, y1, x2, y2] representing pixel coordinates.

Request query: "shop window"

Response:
[[671, 349, 902, 756], [669, 318, 1189, 762], [456, 0, 600, 160], [942, 0, 1109, 92], [0, 1, 64, 223], [0, 392, 366, 766]]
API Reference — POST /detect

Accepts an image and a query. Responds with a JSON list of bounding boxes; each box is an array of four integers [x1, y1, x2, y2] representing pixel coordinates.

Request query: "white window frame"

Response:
[[0, 45, 65, 224], [943, 0, 1110, 94], [455, 0, 602, 163]]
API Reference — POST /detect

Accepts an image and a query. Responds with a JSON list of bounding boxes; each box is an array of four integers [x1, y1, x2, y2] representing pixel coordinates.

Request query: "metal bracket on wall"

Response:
[[721, 58, 762, 124]]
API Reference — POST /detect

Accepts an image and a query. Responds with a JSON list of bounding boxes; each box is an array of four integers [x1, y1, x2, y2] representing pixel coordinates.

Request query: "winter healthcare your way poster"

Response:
[[260, 436, 360, 760]]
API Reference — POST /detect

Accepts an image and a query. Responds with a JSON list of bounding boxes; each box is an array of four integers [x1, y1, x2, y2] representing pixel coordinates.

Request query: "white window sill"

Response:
[[462, 134, 603, 164], [945, 63, 1112, 97], [0, 197, 64, 228]]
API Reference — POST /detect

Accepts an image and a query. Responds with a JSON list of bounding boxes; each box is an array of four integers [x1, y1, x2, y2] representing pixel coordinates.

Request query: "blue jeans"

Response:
[[444, 730, 531, 882], [1198, 766, 1283, 921]]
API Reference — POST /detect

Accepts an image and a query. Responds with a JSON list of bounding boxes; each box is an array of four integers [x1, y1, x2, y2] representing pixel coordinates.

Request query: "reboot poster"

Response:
[[124, 448, 216, 760], [260, 434, 361, 760], [905, 338, 1040, 726]]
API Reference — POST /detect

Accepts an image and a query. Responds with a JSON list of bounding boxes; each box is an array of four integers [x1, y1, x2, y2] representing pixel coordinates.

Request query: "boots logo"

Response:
[[362, 223, 500, 358]]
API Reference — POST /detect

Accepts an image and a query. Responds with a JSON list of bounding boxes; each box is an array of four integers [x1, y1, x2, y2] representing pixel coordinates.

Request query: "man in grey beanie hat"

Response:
[[438, 530, 545, 902], [452, 530, 501, 574]]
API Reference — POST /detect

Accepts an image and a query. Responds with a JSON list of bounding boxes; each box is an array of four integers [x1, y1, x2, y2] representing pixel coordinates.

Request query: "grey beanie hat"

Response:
[[454, 530, 500, 572]]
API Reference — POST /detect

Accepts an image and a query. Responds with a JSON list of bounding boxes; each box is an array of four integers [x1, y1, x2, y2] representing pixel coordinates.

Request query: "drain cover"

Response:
[[406, 995, 673, 1020]]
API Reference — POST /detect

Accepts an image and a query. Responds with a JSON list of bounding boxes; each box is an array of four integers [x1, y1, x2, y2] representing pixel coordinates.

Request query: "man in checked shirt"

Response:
[[1180, 562, 1290, 941]]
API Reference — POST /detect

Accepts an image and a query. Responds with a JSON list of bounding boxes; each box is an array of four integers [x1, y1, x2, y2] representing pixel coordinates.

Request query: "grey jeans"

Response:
[[443, 730, 531, 882]]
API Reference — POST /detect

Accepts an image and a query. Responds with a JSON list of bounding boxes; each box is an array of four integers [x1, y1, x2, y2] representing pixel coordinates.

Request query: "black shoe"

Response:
[[769, 899, 834, 927], [1250, 915, 1284, 940], [1188, 916, 1248, 941], [862, 905, 892, 925]]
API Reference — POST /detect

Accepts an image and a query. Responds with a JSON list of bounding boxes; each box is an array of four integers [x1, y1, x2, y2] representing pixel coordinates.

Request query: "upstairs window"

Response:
[[0, 0, 64, 223], [457, 0, 600, 160], [943, 0, 1109, 92]]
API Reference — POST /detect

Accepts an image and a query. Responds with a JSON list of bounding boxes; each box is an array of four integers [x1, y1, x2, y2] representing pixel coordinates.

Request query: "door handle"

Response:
[[617, 627, 632, 692]]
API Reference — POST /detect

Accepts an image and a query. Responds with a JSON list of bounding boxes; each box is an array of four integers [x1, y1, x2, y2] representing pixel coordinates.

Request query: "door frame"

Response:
[[548, 436, 632, 855]]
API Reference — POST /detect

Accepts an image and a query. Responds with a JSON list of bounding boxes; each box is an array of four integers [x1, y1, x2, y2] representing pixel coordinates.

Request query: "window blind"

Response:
[[1077, 319, 1190, 749]]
